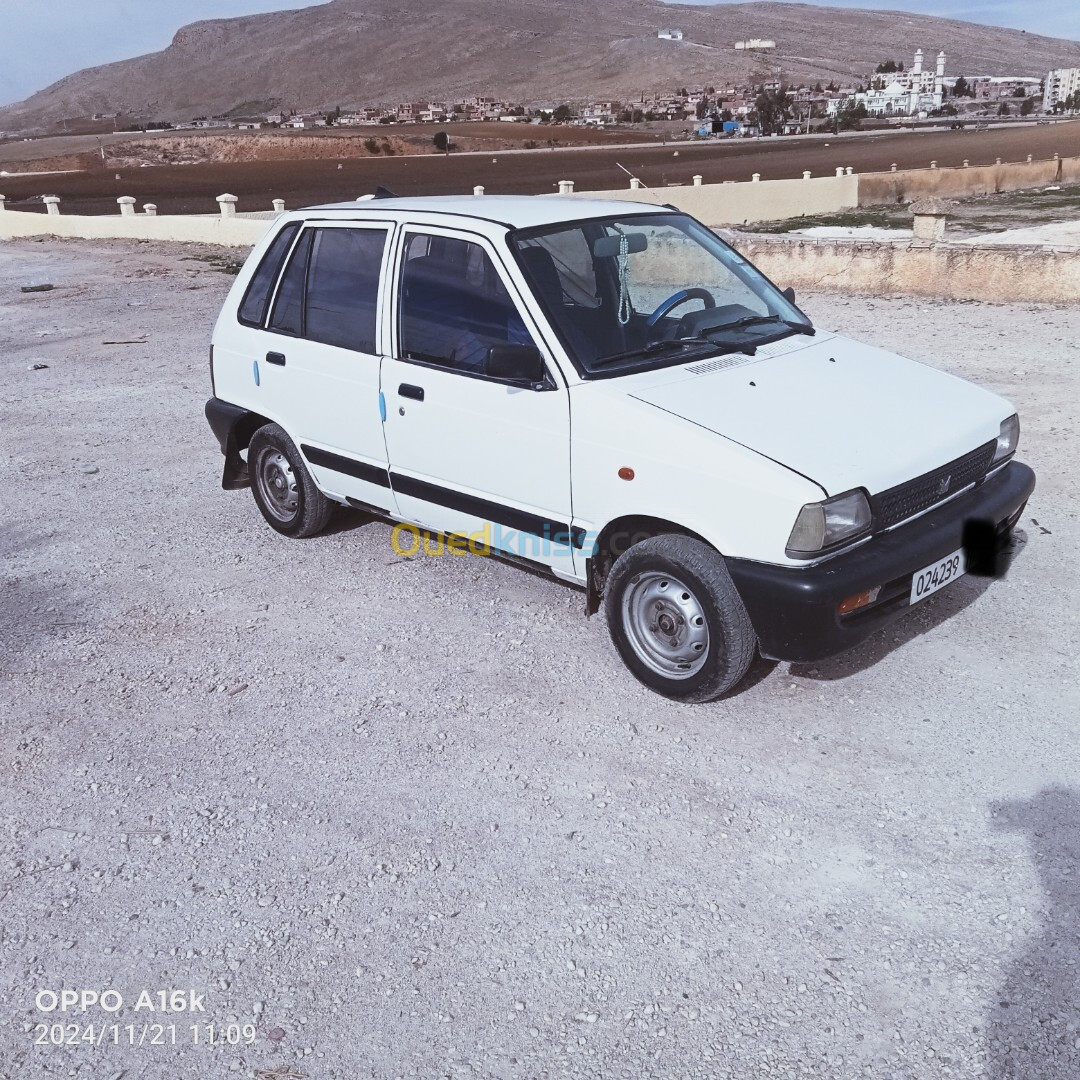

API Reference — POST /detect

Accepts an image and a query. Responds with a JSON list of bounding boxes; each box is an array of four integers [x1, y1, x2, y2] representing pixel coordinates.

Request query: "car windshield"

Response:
[[511, 212, 813, 377]]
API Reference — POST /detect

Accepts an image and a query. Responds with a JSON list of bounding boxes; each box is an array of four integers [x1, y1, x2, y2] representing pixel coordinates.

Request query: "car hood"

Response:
[[626, 332, 1012, 496]]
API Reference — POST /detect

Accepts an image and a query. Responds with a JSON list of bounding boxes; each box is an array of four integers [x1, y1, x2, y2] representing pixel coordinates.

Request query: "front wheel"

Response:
[[604, 534, 756, 702], [248, 423, 333, 538]]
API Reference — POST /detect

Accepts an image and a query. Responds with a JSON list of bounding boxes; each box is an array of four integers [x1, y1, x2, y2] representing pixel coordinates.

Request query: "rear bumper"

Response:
[[726, 460, 1035, 664]]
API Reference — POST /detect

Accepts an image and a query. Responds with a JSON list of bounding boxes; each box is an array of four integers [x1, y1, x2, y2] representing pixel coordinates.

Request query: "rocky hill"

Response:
[[1, 0, 1077, 131]]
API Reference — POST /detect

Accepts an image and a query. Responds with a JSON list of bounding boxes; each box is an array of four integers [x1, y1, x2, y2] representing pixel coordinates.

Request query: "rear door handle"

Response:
[[265, 351, 286, 366], [399, 383, 425, 401]]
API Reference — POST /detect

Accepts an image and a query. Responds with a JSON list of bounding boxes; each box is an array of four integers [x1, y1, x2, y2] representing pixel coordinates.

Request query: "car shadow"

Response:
[[786, 528, 1029, 682], [985, 787, 1080, 1079]]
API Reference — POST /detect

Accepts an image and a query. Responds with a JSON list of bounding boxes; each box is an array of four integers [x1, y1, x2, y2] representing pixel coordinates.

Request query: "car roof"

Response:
[[302, 194, 675, 229]]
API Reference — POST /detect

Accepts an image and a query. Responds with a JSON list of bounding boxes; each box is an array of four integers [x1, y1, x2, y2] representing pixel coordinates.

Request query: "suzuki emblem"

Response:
[[937, 474, 952, 496]]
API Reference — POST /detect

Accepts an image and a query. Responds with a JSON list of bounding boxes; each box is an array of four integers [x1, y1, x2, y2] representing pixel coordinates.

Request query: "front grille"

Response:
[[871, 439, 997, 530]]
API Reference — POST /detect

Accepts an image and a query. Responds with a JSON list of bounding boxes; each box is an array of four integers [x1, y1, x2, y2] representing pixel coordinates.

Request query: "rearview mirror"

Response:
[[592, 232, 648, 257], [782, 286, 796, 304], [486, 344, 546, 385]]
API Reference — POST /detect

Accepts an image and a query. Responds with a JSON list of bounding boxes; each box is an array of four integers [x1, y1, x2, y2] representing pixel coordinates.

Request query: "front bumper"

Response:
[[726, 460, 1035, 664]]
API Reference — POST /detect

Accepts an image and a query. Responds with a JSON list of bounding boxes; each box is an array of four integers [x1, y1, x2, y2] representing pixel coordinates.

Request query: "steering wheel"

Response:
[[646, 288, 716, 328]]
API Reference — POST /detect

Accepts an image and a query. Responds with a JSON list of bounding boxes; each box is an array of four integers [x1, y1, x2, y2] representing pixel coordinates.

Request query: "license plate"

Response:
[[910, 548, 966, 605]]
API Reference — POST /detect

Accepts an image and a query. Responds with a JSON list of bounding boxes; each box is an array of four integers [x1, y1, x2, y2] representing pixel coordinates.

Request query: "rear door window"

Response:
[[238, 222, 300, 327], [268, 229, 314, 337], [304, 228, 387, 353]]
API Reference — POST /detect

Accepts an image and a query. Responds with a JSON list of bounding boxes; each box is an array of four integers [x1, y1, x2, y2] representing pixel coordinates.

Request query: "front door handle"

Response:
[[265, 351, 286, 366], [398, 383, 425, 401]]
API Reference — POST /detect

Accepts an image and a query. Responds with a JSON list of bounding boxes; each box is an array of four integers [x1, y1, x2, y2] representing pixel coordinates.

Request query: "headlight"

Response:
[[992, 414, 1019, 465], [786, 490, 872, 557]]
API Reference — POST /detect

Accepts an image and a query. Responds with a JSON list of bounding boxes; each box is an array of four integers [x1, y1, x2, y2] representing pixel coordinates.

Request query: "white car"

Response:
[[206, 195, 1034, 701]]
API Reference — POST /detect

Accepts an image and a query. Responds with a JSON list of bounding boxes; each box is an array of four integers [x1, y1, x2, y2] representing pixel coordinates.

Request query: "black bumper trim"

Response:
[[726, 461, 1035, 664], [205, 398, 256, 491], [301, 444, 392, 489]]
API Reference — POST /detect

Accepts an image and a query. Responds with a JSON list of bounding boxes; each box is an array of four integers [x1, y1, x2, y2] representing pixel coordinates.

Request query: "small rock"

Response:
[[80, 464, 99, 475], [21, 283, 54, 293], [267, 1026, 286, 1042], [29, 362, 48, 370]]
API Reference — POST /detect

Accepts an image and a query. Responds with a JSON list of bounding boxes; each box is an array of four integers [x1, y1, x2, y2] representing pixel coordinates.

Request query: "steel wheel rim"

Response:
[[621, 571, 710, 679], [255, 448, 300, 522]]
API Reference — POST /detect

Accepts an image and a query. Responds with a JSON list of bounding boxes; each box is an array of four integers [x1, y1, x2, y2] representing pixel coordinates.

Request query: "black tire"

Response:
[[604, 534, 756, 702], [248, 423, 333, 538]]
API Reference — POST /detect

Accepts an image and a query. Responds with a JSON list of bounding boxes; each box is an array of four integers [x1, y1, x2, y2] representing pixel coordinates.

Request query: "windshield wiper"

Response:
[[591, 339, 720, 370], [700, 314, 814, 337]]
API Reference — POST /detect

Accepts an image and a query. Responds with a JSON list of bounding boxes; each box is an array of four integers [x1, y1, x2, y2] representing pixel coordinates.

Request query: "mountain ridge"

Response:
[[2, 0, 1077, 131]]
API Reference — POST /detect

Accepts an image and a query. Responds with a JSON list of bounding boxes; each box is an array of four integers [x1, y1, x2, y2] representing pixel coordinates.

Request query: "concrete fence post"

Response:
[[995, 157, 1002, 166], [43, 196, 61, 216], [751, 173, 761, 182], [217, 193, 238, 217], [0, 195, 6, 211], [557, 180, 574, 194], [472, 186, 484, 196], [963, 159, 969, 167], [930, 160, 937, 169], [890, 163, 897, 172], [835, 167, 844, 177], [272, 198, 286, 212], [143, 204, 157, 216], [845, 166, 853, 175], [629, 177, 642, 190], [802, 170, 811, 180], [1027, 154, 1033, 163], [117, 196, 136, 217], [693, 174, 703, 186], [911, 197, 952, 242]]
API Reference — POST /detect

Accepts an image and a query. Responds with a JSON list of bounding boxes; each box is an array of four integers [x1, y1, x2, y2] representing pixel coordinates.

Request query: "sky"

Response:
[[0, 0, 1074, 108]]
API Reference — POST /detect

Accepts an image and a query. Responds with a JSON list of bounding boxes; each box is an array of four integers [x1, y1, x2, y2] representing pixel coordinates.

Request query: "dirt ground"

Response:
[[1, 237, 1078, 1079], [2, 120, 1078, 216], [749, 182, 1080, 240]]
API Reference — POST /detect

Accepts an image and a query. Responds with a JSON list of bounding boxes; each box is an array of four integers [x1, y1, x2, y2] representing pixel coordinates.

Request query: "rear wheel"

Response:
[[248, 424, 333, 538], [604, 534, 756, 702]]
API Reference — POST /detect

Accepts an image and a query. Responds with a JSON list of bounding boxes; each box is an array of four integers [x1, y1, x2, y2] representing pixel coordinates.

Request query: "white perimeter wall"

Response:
[[568, 173, 860, 227], [0, 210, 271, 247]]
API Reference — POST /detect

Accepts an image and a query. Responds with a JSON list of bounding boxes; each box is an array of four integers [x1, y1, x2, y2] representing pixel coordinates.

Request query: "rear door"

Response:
[[380, 226, 577, 577], [257, 219, 396, 511]]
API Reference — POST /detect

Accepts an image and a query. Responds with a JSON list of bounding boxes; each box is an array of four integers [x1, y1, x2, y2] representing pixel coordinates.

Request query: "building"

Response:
[[658, 28, 684, 41], [965, 76, 1042, 101], [1044, 68, 1080, 110], [839, 48, 947, 117]]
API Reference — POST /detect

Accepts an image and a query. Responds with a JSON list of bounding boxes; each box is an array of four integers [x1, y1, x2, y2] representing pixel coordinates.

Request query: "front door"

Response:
[[380, 227, 576, 577]]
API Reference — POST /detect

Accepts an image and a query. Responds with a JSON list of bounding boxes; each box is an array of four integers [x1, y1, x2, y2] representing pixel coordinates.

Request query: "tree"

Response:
[[997, 101, 1010, 116], [432, 130, 450, 154], [695, 97, 711, 119], [552, 104, 573, 123], [952, 76, 973, 98], [875, 60, 899, 74], [1013, 86, 1027, 98], [833, 99, 868, 132], [752, 85, 792, 135], [1020, 97, 1036, 116]]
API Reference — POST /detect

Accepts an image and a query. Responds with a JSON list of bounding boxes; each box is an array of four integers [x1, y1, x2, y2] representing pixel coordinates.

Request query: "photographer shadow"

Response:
[[986, 787, 1080, 1078]]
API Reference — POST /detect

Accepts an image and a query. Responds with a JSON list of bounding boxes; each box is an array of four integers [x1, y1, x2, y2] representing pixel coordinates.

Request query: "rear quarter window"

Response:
[[237, 222, 301, 327]]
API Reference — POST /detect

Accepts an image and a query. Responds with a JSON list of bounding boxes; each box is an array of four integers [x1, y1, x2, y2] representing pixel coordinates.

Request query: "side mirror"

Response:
[[782, 286, 796, 304], [486, 344, 546, 385]]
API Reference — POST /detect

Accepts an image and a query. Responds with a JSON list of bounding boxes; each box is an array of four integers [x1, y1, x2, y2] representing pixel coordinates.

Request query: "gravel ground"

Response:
[[1, 237, 1078, 1079]]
